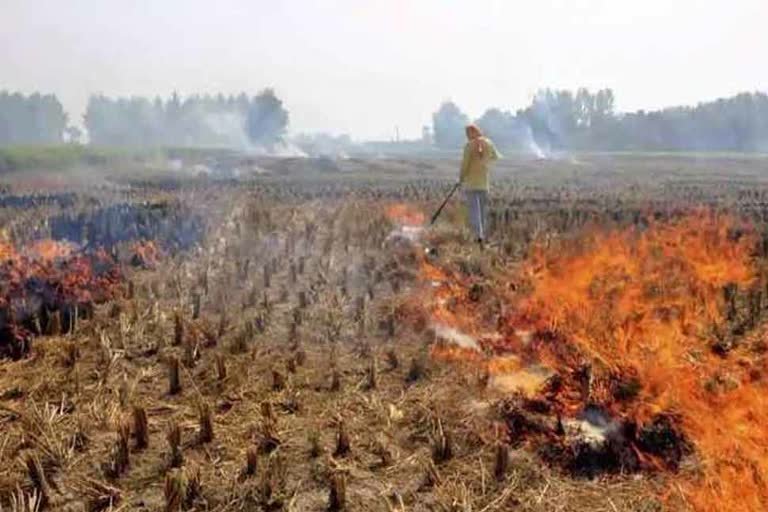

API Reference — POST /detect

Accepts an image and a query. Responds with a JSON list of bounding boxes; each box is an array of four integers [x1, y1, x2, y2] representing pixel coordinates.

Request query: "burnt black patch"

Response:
[[500, 394, 692, 478], [637, 414, 692, 470], [49, 201, 205, 253], [612, 375, 642, 402]]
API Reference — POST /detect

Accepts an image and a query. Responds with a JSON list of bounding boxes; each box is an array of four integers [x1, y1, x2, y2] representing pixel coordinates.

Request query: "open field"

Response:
[[2, 152, 768, 511]]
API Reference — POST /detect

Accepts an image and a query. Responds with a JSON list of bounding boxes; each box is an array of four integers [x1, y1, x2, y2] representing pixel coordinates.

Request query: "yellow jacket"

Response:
[[459, 136, 500, 191]]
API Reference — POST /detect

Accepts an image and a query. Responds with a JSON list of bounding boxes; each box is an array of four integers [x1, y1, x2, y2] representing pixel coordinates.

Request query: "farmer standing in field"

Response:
[[459, 124, 500, 249]]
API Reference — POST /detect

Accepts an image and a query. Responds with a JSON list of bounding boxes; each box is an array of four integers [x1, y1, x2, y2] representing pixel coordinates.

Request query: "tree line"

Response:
[[0, 91, 69, 146], [84, 90, 288, 147], [2, 87, 767, 152], [433, 89, 768, 153], [0, 89, 289, 148]]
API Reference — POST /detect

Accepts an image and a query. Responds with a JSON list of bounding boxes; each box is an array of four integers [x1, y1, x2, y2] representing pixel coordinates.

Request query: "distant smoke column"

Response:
[[203, 112, 250, 149], [522, 122, 547, 159]]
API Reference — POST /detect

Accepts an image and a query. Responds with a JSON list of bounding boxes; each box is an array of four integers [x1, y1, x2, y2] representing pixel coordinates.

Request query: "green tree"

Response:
[[246, 89, 289, 146], [432, 101, 469, 149], [0, 90, 68, 145]]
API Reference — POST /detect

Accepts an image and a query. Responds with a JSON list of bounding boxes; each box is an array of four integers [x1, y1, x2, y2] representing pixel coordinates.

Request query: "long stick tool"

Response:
[[429, 182, 461, 225]]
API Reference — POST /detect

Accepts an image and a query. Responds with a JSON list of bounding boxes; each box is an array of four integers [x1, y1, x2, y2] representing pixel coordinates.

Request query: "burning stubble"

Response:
[[420, 213, 768, 509]]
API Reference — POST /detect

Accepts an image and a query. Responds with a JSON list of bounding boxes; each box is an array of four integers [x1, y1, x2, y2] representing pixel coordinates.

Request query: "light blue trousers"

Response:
[[465, 190, 488, 240]]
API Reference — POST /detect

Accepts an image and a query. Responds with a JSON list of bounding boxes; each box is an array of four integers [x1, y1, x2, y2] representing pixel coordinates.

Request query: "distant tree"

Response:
[[164, 91, 183, 145], [475, 108, 527, 149], [517, 89, 580, 151], [593, 89, 615, 123], [246, 89, 289, 146], [0, 91, 68, 146], [594, 91, 768, 152], [574, 88, 595, 128], [432, 101, 469, 149], [235, 93, 250, 116], [84, 95, 163, 146]]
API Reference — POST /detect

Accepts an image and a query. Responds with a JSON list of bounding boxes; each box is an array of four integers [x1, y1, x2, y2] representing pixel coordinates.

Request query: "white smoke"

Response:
[[385, 225, 425, 247], [432, 323, 480, 351], [291, 132, 355, 159], [245, 140, 308, 158], [203, 112, 251, 148], [200, 111, 309, 157], [521, 122, 547, 159]]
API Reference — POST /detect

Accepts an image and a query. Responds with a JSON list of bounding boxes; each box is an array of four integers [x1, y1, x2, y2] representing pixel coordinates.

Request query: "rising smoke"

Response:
[[83, 90, 293, 154]]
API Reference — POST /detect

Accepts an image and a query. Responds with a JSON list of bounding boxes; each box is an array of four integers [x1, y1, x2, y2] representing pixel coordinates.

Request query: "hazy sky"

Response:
[[2, 0, 767, 139]]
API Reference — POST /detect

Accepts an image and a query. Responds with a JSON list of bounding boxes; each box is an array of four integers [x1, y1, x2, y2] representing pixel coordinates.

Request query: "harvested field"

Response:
[[1, 153, 768, 511]]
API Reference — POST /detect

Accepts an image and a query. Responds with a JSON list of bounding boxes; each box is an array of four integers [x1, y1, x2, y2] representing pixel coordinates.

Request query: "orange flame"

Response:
[[28, 239, 76, 262], [385, 203, 425, 227], [0, 242, 19, 263], [519, 213, 767, 510], [419, 211, 768, 511], [1, 239, 76, 263], [131, 240, 162, 267], [0, 240, 123, 313], [431, 343, 485, 366]]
